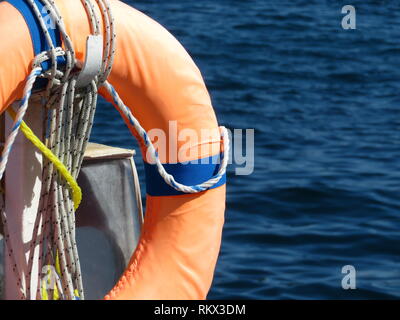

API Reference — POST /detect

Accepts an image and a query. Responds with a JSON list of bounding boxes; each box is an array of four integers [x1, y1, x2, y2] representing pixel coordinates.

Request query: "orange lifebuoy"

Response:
[[0, 0, 226, 300]]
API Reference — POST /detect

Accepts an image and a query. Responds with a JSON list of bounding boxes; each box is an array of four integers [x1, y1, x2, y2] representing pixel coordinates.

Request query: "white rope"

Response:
[[104, 82, 230, 193], [0, 67, 42, 181]]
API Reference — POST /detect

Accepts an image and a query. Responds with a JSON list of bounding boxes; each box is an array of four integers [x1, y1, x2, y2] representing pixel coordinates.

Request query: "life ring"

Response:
[[0, 0, 226, 300]]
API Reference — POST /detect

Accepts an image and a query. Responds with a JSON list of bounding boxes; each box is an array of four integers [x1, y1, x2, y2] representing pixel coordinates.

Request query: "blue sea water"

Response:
[[91, 0, 400, 299]]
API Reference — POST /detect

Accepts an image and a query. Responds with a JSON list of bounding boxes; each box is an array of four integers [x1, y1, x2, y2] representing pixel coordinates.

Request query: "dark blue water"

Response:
[[92, 0, 400, 299]]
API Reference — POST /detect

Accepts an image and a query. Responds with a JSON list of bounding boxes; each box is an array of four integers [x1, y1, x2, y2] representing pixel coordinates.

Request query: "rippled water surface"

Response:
[[91, 0, 400, 299]]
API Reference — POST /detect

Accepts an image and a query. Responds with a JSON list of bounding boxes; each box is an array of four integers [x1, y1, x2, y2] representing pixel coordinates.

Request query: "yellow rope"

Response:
[[6, 108, 82, 210], [7, 108, 82, 299]]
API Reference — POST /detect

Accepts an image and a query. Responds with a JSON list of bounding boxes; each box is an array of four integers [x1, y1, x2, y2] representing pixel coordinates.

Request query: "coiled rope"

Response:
[[0, 0, 114, 300], [6, 108, 82, 210]]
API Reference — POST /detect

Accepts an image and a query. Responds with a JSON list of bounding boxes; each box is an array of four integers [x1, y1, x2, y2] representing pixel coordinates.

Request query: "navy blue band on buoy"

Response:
[[144, 153, 227, 197], [6, 0, 63, 72]]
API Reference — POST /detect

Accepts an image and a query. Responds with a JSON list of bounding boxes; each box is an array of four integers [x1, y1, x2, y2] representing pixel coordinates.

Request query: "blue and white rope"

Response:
[[0, 66, 42, 181], [104, 81, 230, 194]]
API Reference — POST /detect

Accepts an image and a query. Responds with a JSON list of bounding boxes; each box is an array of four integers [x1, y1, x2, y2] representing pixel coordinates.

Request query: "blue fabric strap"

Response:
[[144, 153, 227, 197], [6, 0, 63, 71]]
